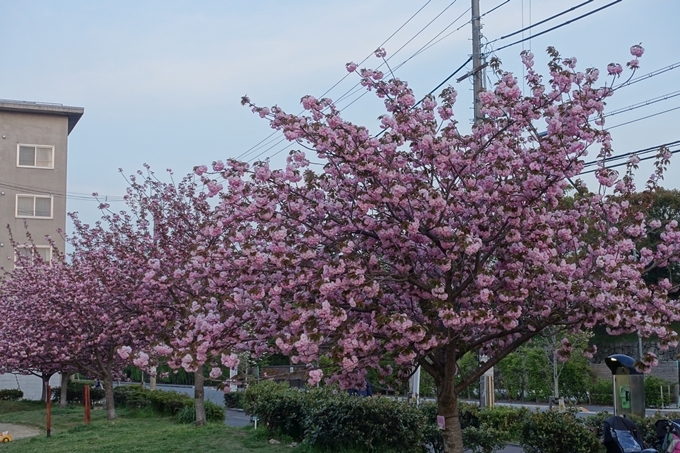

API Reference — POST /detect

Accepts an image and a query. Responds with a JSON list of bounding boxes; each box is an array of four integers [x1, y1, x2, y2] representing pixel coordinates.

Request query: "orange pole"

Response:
[[84, 385, 90, 426], [46, 384, 51, 437]]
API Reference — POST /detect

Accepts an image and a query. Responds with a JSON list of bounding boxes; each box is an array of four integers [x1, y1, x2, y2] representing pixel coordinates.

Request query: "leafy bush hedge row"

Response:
[[246, 382, 538, 452], [0, 389, 23, 401], [245, 381, 679, 453], [224, 390, 245, 409], [51, 381, 105, 403], [245, 381, 426, 452], [112, 385, 224, 422]]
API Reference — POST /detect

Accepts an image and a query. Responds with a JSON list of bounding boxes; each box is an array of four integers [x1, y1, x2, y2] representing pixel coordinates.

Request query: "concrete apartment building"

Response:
[[0, 99, 83, 399], [0, 99, 83, 268]]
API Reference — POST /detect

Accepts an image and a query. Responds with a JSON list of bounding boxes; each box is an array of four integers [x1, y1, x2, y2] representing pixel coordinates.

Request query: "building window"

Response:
[[15, 194, 53, 219], [14, 246, 52, 266], [17, 144, 54, 169]]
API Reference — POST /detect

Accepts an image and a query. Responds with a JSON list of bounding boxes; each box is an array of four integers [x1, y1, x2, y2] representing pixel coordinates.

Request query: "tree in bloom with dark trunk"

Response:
[[0, 239, 77, 405], [116, 169, 261, 426], [202, 45, 680, 453], [0, 226, 150, 420]]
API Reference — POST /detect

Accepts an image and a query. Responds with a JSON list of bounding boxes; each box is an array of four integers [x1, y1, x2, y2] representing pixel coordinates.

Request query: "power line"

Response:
[[335, 7, 472, 112], [579, 141, 680, 175], [490, 0, 622, 54], [236, 1, 434, 161], [334, 0, 462, 106], [581, 140, 680, 170], [483, 0, 512, 18], [0, 180, 126, 203], [494, 0, 593, 43], [331, 0, 518, 115], [603, 89, 680, 118], [607, 104, 680, 130], [620, 61, 680, 88], [316, 1, 434, 102]]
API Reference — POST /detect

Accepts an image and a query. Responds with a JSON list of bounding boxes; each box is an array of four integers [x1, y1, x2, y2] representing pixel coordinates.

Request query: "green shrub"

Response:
[[0, 389, 23, 401], [50, 381, 105, 404], [462, 425, 508, 453], [520, 409, 603, 453], [302, 388, 425, 452], [244, 380, 306, 440], [629, 411, 680, 449], [477, 405, 529, 441], [419, 403, 444, 453], [582, 411, 612, 440], [644, 375, 673, 408], [112, 385, 143, 406], [589, 378, 613, 406], [176, 401, 225, 424], [224, 391, 245, 409], [146, 389, 193, 415], [245, 382, 425, 451]]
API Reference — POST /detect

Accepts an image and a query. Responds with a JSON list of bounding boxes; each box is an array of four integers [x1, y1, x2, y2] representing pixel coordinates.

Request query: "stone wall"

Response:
[[592, 341, 678, 363]]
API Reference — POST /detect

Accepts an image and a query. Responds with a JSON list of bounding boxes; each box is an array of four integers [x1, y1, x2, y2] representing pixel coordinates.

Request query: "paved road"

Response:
[[225, 409, 252, 428]]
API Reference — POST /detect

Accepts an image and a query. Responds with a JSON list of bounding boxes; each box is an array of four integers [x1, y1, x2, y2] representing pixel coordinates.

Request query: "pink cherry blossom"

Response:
[[630, 44, 644, 57]]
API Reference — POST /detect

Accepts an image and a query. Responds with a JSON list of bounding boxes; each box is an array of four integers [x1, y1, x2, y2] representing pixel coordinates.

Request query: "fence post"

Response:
[[84, 385, 91, 425], [46, 384, 51, 437]]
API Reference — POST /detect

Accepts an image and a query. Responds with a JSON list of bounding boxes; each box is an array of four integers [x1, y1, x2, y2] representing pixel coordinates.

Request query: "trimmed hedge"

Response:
[[246, 381, 423, 452], [247, 382, 680, 452], [245, 382, 531, 453], [520, 409, 604, 453], [112, 386, 223, 422], [224, 390, 245, 409], [51, 381, 105, 403], [0, 389, 23, 401]]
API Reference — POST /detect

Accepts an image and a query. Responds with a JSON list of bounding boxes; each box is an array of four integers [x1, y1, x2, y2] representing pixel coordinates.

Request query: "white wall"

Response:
[[0, 373, 61, 400]]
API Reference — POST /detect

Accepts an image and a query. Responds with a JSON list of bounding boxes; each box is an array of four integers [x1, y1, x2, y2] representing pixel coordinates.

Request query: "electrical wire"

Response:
[[334, 0, 461, 106], [579, 142, 680, 175], [603, 89, 680, 118], [236, 1, 434, 161], [620, 61, 680, 88], [581, 140, 680, 170], [248, 0, 515, 162], [0, 180, 125, 202], [491, 0, 622, 54], [607, 104, 680, 130], [493, 0, 593, 43]]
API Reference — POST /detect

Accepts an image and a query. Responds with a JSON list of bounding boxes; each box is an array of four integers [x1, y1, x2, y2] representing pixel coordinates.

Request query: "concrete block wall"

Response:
[[0, 373, 61, 400]]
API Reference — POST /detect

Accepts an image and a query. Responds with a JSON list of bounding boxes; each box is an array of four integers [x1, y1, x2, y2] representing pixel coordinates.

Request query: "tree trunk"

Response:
[[436, 344, 465, 453], [438, 382, 464, 453], [553, 348, 559, 400], [103, 377, 116, 420], [60, 373, 70, 408], [194, 366, 206, 426], [150, 366, 157, 391]]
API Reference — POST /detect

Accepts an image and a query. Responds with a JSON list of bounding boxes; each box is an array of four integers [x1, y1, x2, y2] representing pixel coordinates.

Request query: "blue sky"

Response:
[[1, 0, 679, 228]]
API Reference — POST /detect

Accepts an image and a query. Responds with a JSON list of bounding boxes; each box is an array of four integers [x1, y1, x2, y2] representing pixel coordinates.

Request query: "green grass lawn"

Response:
[[0, 401, 298, 453]]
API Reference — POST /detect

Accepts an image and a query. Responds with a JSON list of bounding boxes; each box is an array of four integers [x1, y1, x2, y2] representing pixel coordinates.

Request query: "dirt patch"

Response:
[[0, 423, 41, 440]]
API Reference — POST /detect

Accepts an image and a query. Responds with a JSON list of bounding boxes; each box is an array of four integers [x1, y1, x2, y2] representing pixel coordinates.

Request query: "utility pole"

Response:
[[471, 0, 485, 123], [472, 0, 494, 410]]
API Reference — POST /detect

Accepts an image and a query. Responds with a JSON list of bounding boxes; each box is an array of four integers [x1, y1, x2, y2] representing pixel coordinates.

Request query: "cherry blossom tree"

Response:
[[202, 45, 680, 452], [0, 238, 76, 404], [0, 214, 160, 419], [113, 169, 261, 425]]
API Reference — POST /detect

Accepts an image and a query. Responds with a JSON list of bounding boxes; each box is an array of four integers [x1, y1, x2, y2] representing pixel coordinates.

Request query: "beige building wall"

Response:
[[0, 100, 83, 267]]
